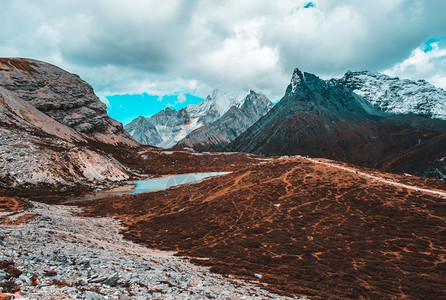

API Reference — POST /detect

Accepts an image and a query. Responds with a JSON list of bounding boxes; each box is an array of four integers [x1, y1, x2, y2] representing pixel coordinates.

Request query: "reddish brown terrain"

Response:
[[0, 197, 29, 213], [81, 156, 446, 299], [107, 146, 269, 176]]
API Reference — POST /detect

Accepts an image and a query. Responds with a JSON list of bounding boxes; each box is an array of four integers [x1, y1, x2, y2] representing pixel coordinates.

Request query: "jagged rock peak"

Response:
[[176, 90, 273, 151], [287, 68, 325, 95], [289, 68, 304, 93], [133, 116, 148, 123], [292, 68, 304, 80]]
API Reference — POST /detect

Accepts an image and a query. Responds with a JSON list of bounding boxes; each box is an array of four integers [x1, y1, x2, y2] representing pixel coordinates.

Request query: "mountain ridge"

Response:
[[175, 90, 273, 151], [337, 70, 446, 120]]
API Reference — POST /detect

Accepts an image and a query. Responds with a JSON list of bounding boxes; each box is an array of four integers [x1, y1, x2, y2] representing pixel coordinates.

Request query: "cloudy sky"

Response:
[[1, 0, 445, 123]]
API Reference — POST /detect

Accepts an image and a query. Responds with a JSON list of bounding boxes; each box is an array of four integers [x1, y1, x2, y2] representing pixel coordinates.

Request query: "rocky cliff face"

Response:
[[125, 116, 163, 146], [0, 58, 137, 146], [126, 89, 270, 149], [185, 89, 245, 125], [125, 107, 195, 148], [338, 70, 446, 120], [0, 58, 137, 190], [226, 69, 446, 179], [176, 90, 273, 151]]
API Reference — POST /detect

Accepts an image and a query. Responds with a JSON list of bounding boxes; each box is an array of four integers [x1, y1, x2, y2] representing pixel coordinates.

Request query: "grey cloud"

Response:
[[0, 0, 445, 100]]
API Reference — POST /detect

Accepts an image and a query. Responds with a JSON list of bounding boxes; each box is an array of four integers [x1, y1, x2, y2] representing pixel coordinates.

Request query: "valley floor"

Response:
[[1, 155, 445, 299], [82, 156, 446, 299]]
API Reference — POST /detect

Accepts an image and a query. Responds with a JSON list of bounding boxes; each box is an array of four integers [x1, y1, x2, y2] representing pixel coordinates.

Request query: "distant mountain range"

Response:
[[176, 90, 273, 151], [125, 89, 273, 150], [226, 69, 446, 179], [125, 68, 446, 179]]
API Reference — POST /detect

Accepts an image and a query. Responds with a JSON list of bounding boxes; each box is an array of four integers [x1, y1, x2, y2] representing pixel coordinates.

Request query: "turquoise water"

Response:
[[132, 172, 230, 194], [64, 172, 230, 203]]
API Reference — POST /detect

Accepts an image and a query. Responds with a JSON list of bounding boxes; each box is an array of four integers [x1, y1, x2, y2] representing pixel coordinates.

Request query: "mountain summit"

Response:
[[0, 58, 136, 146], [176, 90, 273, 151], [0, 58, 137, 189]]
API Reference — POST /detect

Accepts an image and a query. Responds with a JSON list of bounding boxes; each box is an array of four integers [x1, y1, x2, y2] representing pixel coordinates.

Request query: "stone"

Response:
[[85, 291, 105, 300], [101, 273, 119, 287]]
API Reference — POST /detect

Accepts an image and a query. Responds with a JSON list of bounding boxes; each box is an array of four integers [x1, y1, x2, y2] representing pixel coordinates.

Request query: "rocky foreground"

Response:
[[0, 198, 303, 299]]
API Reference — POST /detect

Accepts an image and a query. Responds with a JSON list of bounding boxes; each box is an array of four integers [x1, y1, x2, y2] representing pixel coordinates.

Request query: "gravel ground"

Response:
[[0, 202, 304, 299]]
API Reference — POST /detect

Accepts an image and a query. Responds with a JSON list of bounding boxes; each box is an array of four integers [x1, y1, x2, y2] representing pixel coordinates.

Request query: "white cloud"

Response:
[[177, 93, 186, 103], [384, 42, 446, 89], [98, 95, 111, 108]]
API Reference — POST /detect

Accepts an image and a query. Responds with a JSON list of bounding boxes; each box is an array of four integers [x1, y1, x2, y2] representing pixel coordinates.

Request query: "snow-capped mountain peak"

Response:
[[176, 90, 273, 151], [185, 89, 247, 120], [126, 89, 272, 148], [339, 70, 446, 120], [289, 68, 305, 94]]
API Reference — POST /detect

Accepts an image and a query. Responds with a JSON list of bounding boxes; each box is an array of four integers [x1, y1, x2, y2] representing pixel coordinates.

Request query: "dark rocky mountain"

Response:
[[176, 90, 273, 151], [226, 69, 446, 179]]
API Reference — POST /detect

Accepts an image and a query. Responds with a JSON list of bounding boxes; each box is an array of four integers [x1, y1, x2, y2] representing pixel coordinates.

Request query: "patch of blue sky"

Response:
[[304, 2, 315, 8], [106, 93, 204, 125], [423, 37, 446, 53]]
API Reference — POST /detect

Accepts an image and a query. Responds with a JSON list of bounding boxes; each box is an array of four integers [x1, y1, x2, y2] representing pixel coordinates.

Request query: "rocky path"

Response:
[[0, 202, 300, 299]]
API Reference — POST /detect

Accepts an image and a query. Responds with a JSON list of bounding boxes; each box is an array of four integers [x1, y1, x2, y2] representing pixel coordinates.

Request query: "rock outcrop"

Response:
[[0, 58, 137, 146], [0, 58, 138, 190]]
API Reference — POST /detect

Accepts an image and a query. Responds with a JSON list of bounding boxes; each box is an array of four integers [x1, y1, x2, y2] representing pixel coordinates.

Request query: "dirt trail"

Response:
[[303, 157, 446, 199]]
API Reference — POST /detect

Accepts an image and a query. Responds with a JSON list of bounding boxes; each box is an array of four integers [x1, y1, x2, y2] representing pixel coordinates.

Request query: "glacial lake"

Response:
[[64, 172, 230, 203], [132, 172, 230, 194]]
